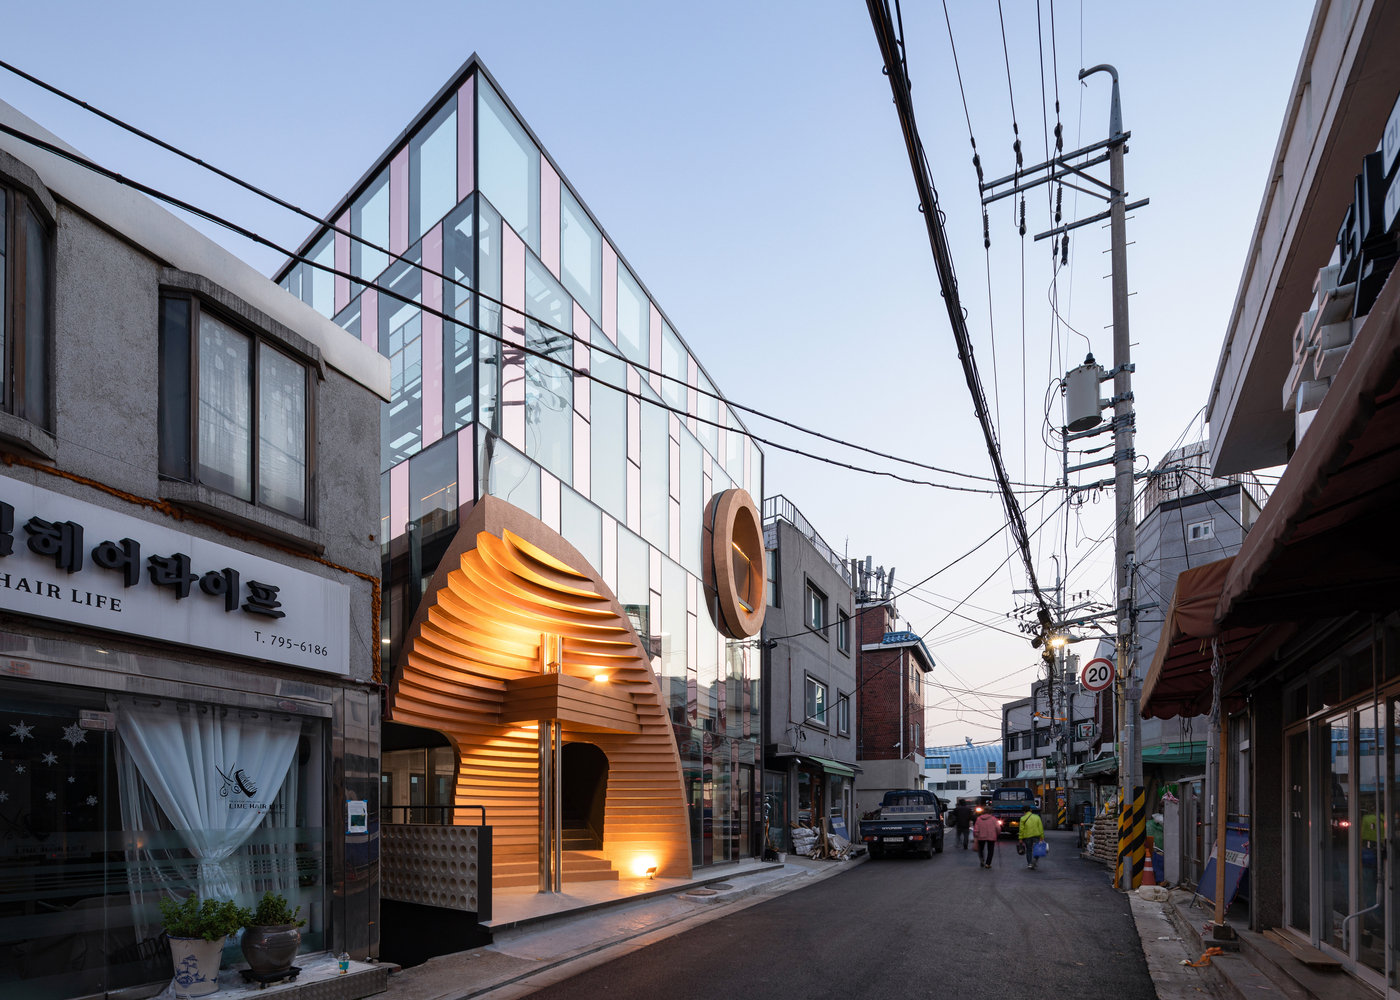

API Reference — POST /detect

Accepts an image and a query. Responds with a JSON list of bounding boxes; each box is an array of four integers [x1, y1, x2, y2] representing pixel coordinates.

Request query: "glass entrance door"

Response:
[[1322, 712, 1351, 953], [1355, 705, 1382, 979]]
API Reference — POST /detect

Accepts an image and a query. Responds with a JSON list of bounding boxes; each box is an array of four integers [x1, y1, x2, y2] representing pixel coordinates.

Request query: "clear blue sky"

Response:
[[6, 0, 1315, 738]]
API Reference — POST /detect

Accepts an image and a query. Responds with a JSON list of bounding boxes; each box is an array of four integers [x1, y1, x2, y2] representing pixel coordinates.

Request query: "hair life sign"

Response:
[[0, 479, 350, 675]]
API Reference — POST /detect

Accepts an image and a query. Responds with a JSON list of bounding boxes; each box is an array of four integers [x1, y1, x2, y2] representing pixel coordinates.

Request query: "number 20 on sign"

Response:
[[1080, 657, 1116, 692]]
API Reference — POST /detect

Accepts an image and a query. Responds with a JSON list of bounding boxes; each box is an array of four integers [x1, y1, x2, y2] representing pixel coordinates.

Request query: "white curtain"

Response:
[[115, 701, 299, 900]]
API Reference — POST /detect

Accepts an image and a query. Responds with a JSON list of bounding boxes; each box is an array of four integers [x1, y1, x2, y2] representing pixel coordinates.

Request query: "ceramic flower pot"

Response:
[[168, 935, 225, 998], [241, 923, 302, 976]]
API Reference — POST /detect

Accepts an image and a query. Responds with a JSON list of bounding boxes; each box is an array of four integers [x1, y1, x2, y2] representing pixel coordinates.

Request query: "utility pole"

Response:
[[1079, 64, 1143, 890]]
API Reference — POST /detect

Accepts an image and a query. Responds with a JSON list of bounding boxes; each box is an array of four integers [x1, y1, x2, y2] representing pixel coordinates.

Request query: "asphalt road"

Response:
[[526, 830, 1155, 1000]]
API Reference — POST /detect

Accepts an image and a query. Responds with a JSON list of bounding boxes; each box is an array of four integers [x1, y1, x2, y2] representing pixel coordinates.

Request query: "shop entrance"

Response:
[[561, 742, 608, 852]]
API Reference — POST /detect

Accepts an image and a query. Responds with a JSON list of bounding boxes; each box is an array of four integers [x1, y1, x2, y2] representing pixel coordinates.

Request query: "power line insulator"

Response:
[[1014, 137, 1023, 170], [1019, 197, 1026, 238], [983, 209, 991, 250], [1055, 185, 1063, 224], [1054, 121, 1063, 153], [973, 152, 984, 185], [1061, 232, 1069, 266]]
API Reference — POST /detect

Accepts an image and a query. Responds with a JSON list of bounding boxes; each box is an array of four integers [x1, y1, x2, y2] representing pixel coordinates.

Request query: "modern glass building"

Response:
[[277, 56, 765, 877]]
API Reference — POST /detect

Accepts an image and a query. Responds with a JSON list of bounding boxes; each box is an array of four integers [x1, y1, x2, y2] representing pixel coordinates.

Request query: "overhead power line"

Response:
[[0, 59, 1059, 493], [865, 1, 1056, 632]]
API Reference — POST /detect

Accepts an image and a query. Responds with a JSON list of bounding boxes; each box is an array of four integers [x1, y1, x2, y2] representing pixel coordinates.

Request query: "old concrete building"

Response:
[[760, 495, 858, 850], [0, 98, 387, 999]]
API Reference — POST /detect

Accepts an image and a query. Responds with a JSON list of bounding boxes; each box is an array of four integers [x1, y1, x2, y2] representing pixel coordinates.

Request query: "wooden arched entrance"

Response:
[[387, 496, 691, 887]]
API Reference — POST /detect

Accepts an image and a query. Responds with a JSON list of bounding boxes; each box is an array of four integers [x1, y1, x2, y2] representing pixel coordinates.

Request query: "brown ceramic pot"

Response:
[[240, 924, 301, 975]]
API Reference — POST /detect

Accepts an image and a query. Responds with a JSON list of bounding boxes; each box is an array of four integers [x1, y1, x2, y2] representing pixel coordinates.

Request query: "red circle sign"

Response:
[[1080, 657, 1116, 692]]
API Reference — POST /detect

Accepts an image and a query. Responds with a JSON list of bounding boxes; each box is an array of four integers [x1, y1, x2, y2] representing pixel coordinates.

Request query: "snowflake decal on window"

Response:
[[86, 795, 98, 806], [44, 791, 55, 801], [0, 792, 7, 802], [41, 752, 57, 766], [14, 765, 24, 774], [9, 721, 33, 742], [67, 776, 76, 783], [61, 724, 87, 748]]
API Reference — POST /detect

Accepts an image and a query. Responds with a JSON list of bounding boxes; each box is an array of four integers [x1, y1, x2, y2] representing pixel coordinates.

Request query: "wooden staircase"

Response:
[[493, 850, 618, 887]]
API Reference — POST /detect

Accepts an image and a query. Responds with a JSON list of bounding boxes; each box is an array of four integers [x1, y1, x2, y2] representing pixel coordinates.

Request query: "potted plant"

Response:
[[241, 892, 306, 977], [158, 895, 252, 998]]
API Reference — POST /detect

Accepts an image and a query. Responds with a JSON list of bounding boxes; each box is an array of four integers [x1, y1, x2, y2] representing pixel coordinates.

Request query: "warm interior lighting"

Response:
[[594, 674, 610, 683], [731, 543, 753, 612]]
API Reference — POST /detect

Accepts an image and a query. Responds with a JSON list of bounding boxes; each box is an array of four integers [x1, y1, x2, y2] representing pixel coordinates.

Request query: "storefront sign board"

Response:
[[0, 480, 350, 674]]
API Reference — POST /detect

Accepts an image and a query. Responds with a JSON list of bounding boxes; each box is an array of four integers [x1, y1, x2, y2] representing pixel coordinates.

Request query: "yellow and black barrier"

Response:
[[1128, 785, 1146, 888], [1057, 794, 1067, 830]]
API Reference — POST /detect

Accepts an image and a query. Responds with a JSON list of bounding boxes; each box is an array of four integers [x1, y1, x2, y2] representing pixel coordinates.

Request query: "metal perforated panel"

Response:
[[381, 824, 489, 916]]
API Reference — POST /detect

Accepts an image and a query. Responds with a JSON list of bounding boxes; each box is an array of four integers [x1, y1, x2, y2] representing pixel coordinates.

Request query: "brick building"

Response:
[[852, 585, 934, 817]]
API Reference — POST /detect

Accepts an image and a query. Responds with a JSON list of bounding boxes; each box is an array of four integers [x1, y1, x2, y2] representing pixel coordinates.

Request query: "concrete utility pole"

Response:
[[1079, 63, 1141, 891]]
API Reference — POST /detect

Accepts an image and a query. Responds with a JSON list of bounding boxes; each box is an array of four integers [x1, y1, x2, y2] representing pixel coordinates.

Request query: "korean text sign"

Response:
[[0, 480, 350, 674]]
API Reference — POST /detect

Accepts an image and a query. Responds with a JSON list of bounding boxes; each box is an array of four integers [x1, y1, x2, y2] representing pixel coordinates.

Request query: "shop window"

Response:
[[560, 187, 601, 322], [837, 610, 850, 653], [837, 690, 850, 735], [351, 169, 390, 285], [158, 296, 311, 520], [590, 326, 627, 522], [805, 675, 827, 726], [410, 96, 458, 244], [805, 582, 827, 635], [0, 680, 328, 996], [616, 265, 649, 366], [524, 258, 572, 483], [478, 80, 541, 253]]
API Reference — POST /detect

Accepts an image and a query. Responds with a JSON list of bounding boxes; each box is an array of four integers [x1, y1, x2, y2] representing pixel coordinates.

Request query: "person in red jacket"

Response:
[[973, 809, 1001, 868]]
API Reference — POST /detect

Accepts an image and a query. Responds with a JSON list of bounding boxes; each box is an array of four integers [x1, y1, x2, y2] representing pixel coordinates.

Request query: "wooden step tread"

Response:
[[1262, 929, 1342, 968]]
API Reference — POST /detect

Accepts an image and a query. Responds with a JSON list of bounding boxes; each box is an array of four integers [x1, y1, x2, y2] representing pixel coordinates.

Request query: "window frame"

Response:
[[804, 673, 829, 728], [765, 547, 780, 608], [948, 762, 963, 775], [837, 609, 850, 654], [158, 292, 317, 524], [836, 689, 850, 735], [1, 183, 53, 430], [805, 581, 827, 637], [1186, 518, 1215, 542]]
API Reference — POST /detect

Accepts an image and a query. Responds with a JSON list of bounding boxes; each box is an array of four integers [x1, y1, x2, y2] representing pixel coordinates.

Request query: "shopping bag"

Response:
[[1032, 841, 1048, 858], [1016, 841, 1025, 855]]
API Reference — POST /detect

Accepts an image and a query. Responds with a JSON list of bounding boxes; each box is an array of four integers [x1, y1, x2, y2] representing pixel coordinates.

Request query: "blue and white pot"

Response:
[[169, 935, 225, 998]]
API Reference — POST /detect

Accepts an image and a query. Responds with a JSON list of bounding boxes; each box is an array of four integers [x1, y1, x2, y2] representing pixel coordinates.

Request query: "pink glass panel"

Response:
[[501, 226, 527, 449], [540, 470, 560, 532], [334, 211, 350, 315], [602, 242, 618, 343], [390, 461, 409, 540], [421, 223, 444, 446], [362, 289, 378, 347], [648, 303, 662, 394], [669, 497, 680, 562], [540, 159, 561, 278], [627, 462, 641, 534], [572, 411, 590, 499], [458, 426, 476, 502], [573, 336, 590, 421], [390, 148, 409, 256], [458, 75, 475, 201]]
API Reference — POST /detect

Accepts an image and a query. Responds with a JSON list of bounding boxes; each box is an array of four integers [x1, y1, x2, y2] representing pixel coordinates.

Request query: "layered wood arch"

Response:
[[387, 496, 691, 886]]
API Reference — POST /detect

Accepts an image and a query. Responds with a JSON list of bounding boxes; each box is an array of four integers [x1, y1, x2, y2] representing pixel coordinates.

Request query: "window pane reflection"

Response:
[[257, 344, 307, 519], [352, 171, 390, 286], [680, 431, 701, 575], [591, 328, 627, 523], [640, 400, 668, 551], [560, 187, 602, 323], [444, 200, 475, 430], [380, 248, 425, 472], [524, 258, 572, 483], [411, 97, 457, 244], [197, 311, 252, 501], [478, 199, 502, 435], [487, 437, 540, 518], [478, 81, 540, 252], [661, 323, 685, 410], [616, 266, 649, 366], [617, 526, 651, 658], [560, 486, 601, 570], [409, 434, 458, 542]]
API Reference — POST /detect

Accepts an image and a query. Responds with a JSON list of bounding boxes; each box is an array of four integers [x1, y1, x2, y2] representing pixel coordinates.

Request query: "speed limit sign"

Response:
[[1080, 657, 1116, 692]]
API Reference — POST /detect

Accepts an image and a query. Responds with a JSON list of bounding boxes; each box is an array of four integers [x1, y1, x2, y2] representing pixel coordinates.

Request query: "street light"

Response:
[[1048, 633, 1069, 648]]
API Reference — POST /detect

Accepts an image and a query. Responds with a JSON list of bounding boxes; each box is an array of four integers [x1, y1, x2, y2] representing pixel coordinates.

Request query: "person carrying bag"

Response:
[[1018, 804, 1045, 869]]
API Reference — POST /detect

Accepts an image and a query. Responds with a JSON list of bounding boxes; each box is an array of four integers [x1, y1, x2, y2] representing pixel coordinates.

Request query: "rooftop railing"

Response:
[[762, 494, 852, 585]]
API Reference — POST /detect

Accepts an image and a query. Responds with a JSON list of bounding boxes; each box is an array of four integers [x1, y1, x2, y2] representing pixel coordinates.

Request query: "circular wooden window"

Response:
[[702, 488, 766, 638]]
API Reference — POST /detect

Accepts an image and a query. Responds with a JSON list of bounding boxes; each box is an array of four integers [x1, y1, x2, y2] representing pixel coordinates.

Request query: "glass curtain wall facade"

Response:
[[279, 61, 764, 867]]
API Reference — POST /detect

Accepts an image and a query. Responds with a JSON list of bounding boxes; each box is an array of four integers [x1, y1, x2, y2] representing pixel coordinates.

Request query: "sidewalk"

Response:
[[388, 856, 867, 1000]]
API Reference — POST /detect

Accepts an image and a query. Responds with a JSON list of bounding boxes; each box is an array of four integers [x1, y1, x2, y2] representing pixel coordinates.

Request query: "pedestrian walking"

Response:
[[1018, 804, 1045, 869], [973, 809, 1000, 868], [952, 800, 974, 850]]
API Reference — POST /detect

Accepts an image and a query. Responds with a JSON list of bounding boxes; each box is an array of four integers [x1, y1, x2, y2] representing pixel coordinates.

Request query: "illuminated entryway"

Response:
[[387, 496, 691, 889]]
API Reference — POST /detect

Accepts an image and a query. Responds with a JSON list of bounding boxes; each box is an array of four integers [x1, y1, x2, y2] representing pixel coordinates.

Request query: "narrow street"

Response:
[[526, 832, 1155, 1000]]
